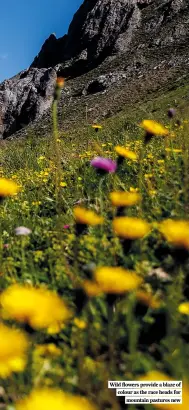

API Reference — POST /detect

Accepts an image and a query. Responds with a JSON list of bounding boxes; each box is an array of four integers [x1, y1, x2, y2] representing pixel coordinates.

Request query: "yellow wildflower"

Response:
[[140, 120, 169, 136], [92, 124, 102, 130], [38, 156, 45, 160], [136, 290, 161, 309], [34, 344, 62, 357], [165, 148, 182, 153], [159, 219, 189, 249], [94, 266, 143, 294], [60, 182, 67, 187], [74, 207, 104, 225], [130, 187, 139, 193], [139, 371, 189, 410], [0, 178, 19, 197], [0, 323, 29, 378], [113, 217, 151, 239], [178, 302, 189, 315], [1, 284, 72, 332], [115, 146, 137, 160], [110, 191, 141, 207], [144, 173, 153, 178], [74, 318, 87, 329], [16, 388, 97, 410], [149, 190, 157, 196]]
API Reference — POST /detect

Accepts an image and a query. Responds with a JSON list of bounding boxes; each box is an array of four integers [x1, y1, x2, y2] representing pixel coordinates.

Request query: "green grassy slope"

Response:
[[0, 82, 189, 408]]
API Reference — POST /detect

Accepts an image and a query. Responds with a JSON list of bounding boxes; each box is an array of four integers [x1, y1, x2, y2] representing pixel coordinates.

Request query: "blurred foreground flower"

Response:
[[159, 219, 189, 250], [16, 388, 98, 410], [140, 120, 169, 143], [74, 207, 104, 226], [94, 266, 143, 294], [113, 217, 151, 239], [139, 371, 189, 410], [115, 146, 137, 161], [1, 285, 72, 333], [0, 323, 29, 378], [0, 178, 19, 199], [90, 157, 117, 173], [54, 77, 65, 100], [110, 191, 141, 207], [15, 226, 31, 236]]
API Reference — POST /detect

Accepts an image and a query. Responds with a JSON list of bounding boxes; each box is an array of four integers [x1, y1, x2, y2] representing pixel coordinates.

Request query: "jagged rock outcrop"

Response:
[[32, 0, 189, 77], [0, 0, 189, 138], [31, 0, 153, 75], [0, 68, 57, 138]]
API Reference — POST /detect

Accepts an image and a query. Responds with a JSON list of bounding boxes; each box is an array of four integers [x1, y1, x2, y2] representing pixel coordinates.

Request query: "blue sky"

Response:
[[0, 0, 82, 82]]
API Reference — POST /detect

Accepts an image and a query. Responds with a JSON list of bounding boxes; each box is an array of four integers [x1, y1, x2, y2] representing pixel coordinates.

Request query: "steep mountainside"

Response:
[[0, 0, 189, 139]]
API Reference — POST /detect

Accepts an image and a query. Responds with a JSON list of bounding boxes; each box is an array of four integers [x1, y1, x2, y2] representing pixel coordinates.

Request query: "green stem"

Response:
[[52, 99, 61, 213]]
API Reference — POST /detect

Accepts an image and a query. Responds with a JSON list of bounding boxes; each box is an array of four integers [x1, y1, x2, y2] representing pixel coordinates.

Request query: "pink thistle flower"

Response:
[[90, 157, 117, 173], [63, 225, 70, 229]]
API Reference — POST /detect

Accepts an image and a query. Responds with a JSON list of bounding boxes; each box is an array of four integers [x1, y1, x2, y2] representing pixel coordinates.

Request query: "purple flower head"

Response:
[[90, 157, 117, 173], [63, 224, 70, 229], [168, 108, 176, 118]]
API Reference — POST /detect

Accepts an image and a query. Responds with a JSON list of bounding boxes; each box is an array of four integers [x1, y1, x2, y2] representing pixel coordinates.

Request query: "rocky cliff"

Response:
[[0, 0, 189, 139]]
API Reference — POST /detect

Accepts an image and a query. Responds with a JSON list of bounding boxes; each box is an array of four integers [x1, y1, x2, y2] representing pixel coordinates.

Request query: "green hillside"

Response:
[[0, 81, 189, 409]]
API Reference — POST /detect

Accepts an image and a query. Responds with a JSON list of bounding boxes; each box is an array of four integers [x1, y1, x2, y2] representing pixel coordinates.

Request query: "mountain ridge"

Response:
[[0, 0, 189, 139]]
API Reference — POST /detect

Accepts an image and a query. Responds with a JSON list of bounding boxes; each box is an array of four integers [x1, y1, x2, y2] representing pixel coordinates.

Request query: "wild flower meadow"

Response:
[[0, 78, 188, 410]]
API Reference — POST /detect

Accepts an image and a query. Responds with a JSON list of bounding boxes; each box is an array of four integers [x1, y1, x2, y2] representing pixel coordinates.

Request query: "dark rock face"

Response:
[[31, 34, 67, 69], [0, 68, 56, 138], [1, 0, 189, 138], [32, 0, 189, 77]]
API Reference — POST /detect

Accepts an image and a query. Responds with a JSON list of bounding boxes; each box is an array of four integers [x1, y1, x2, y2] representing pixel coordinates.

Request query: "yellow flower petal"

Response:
[[74, 207, 104, 226], [159, 219, 189, 249], [1, 285, 72, 332], [94, 266, 143, 294], [110, 191, 141, 207], [115, 146, 137, 160], [113, 217, 151, 239], [16, 388, 98, 410], [140, 120, 169, 136], [0, 178, 19, 197], [0, 323, 28, 378]]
